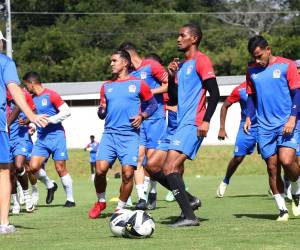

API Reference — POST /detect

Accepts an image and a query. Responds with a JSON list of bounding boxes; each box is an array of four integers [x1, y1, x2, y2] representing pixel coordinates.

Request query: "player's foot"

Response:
[[88, 201, 106, 219], [46, 182, 58, 204], [0, 224, 16, 234], [190, 196, 202, 210], [25, 198, 35, 213], [11, 202, 20, 215], [276, 210, 289, 222], [64, 200, 76, 208], [125, 196, 133, 208], [31, 188, 39, 206], [170, 217, 200, 227], [165, 191, 175, 202], [292, 194, 300, 217], [147, 193, 157, 210], [135, 199, 147, 210], [216, 181, 228, 198]]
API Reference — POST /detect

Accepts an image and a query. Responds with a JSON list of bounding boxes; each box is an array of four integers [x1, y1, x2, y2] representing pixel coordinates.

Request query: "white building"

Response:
[[43, 75, 245, 148]]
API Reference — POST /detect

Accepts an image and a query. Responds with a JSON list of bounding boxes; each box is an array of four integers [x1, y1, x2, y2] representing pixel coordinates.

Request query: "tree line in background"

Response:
[[1, 0, 300, 82]]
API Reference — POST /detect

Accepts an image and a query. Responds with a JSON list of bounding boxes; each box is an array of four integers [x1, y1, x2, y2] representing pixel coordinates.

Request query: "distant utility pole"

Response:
[[5, 0, 12, 58]]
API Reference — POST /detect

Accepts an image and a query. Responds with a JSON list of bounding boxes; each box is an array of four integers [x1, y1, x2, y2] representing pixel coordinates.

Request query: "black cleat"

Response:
[[64, 200, 76, 207], [190, 197, 201, 210], [147, 193, 157, 210], [46, 182, 58, 204], [135, 199, 147, 210], [170, 217, 200, 227]]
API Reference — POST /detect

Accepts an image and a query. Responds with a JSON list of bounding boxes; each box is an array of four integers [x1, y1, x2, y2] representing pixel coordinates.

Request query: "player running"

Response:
[[84, 135, 99, 181], [88, 50, 157, 219], [216, 81, 258, 197], [23, 72, 75, 207], [244, 35, 300, 221]]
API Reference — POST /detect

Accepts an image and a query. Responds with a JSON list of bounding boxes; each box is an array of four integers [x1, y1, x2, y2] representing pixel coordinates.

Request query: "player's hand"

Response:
[[31, 114, 48, 128], [283, 116, 296, 135], [197, 121, 210, 137], [167, 58, 179, 76], [244, 117, 251, 134], [130, 114, 143, 129], [218, 128, 228, 140]]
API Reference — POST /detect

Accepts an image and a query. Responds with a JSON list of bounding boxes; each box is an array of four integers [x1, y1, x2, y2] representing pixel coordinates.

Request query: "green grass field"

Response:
[[1, 146, 299, 250]]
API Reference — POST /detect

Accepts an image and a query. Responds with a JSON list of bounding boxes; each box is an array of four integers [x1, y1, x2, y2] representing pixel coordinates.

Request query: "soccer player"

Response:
[[216, 81, 258, 197], [0, 31, 48, 234], [84, 135, 99, 181], [88, 50, 157, 219], [244, 35, 300, 221], [23, 72, 76, 207], [118, 42, 168, 210]]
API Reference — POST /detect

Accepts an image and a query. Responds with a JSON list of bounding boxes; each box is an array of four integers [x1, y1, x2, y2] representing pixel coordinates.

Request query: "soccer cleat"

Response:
[[276, 210, 289, 222], [64, 200, 76, 208], [0, 225, 16, 234], [165, 191, 175, 202], [135, 199, 147, 210], [216, 181, 228, 198], [11, 202, 20, 215], [292, 194, 300, 217], [25, 198, 35, 213], [147, 193, 157, 210], [46, 182, 58, 204], [88, 201, 106, 219], [190, 196, 202, 210], [170, 217, 200, 227], [31, 188, 39, 206]]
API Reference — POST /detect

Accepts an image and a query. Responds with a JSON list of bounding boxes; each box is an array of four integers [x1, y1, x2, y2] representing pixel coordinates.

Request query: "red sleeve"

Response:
[[150, 60, 168, 83], [196, 55, 216, 81], [99, 84, 106, 106], [24, 91, 35, 110], [287, 61, 300, 90], [6, 89, 12, 102], [246, 72, 255, 94], [49, 90, 64, 109], [226, 86, 240, 104], [140, 81, 153, 101]]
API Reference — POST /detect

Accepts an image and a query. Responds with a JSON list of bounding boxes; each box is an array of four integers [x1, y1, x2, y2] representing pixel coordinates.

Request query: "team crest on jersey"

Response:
[[140, 71, 147, 79], [273, 69, 281, 78], [107, 88, 113, 93], [128, 84, 136, 93], [252, 73, 258, 80], [42, 98, 48, 106], [172, 139, 181, 146], [186, 65, 193, 75]]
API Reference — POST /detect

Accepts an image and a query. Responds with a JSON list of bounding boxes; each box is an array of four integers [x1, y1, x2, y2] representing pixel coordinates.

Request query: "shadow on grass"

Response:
[[233, 213, 277, 220], [37, 204, 65, 208], [226, 194, 268, 198], [14, 225, 36, 230], [160, 216, 209, 225]]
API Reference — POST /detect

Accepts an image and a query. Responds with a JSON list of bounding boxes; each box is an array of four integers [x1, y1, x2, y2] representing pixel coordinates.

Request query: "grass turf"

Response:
[[1, 146, 299, 250]]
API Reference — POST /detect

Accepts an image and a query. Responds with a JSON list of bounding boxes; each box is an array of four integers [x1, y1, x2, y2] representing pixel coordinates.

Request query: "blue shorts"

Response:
[[234, 125, 258, 157], [168, 124, 203, 160], [10, 139, 33, 161], [0, 131, 11, 164], [32, 133, 68, 161], [96, 133, 139, 167], [140, 118, 167, 149], [258, 127, 299, 160]]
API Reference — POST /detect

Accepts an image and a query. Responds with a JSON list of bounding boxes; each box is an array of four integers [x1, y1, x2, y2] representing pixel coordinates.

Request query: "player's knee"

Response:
[[280, 157, 293, 168], [122, 171, 134, 183], [95, 167, 106, 176]]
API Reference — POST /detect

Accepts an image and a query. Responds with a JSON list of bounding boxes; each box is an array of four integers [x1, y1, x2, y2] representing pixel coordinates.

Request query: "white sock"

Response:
[[31, 184, 38, 192], [290, 177, 300, 195], [23, 189, 30, 199], [150, 180, 157, 194], [61, 173, 74, 202], [97, 192, 106, 202], [116, 199, 126, 210], [37, 169, 54, 189], [143, 176, 150, 194], [12, 194, 19, 205], [136, 184, 145, 200], [273, 193, 288, 211]]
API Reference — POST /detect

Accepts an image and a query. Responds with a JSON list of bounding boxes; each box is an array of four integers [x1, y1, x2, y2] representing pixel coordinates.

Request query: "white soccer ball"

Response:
[[109, 209, 134, 237], [124, 210, 155, 239]]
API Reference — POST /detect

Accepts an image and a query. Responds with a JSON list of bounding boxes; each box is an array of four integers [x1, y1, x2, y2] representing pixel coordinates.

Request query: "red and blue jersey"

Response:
[[33, 88, 65, 137], [176, 51, 216, 126], [246, 57, 300, 131], [9, 89, 35, 141], [130, 59, 168, 120], [0, 54, 20, 132], [100, 76, 153, 135], [227, 81, 257, 125]]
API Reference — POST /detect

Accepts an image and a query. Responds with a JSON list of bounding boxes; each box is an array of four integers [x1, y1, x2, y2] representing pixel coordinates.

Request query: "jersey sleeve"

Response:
[[99, 84, 106, 106], [226, 86, 240, 104], [196, 55, 216, 81], [24, 91, 35, 110], [49, 90, 64, 109], [246, 71, 256, 94], [3, 60, 20, 86], [287, 61, 300, 90], [140, 81, 153, 101], [150, 60, 168, 83]]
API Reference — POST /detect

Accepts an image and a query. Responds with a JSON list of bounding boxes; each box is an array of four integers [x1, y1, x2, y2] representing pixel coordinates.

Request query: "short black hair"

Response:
[[146, 53, 163, 64], [182, 23, 202, 46], [23, 71, 41, 83], [90, 135, 95, 139], [118, 42, 136, 52], [247, 35, 269, 54], [112, 50, 132, 69]]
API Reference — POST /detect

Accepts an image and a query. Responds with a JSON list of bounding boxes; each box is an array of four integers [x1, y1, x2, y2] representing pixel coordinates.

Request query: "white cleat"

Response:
[[11, 203, 20, 215], [276, 210, 289, 222], [25, 197, 35, 213], [31, 189, 39, 206], [292, 195, 300, 217], [0, 224, 16, 234], [216, 181, 228, 198]]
